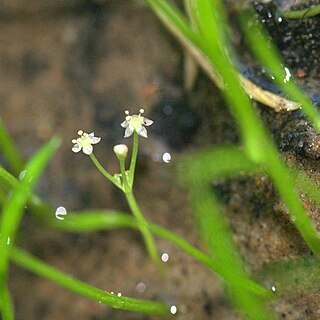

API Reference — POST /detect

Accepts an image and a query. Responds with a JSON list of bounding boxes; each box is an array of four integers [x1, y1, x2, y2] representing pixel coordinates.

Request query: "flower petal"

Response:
[[124, 126, 133, 138], [82, 145, 93, 155], [121, 120, 128, 128], [143, 118, 153, 126], [72, 144, 81, 153], [136, 126, 148, 138], [90, 136, 101, 144]]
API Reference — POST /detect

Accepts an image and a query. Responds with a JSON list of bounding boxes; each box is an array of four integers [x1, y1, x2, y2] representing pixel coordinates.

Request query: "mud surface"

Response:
[[1, 0, 320, 319]]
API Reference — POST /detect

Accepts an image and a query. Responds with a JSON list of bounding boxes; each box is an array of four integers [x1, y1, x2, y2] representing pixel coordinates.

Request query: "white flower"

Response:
[[113, 144, 128, 159], [72, 130, 101, 155], [121, 109, 153, 138]]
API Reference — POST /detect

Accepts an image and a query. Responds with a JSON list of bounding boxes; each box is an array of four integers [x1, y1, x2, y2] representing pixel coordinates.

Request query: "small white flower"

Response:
[[121, 109, 153, 138], [72, 130, 101, 155], [113, 144, 128, 160]]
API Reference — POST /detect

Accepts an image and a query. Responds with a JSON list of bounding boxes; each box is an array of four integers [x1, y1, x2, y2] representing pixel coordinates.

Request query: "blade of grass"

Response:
[[179, 146, 261, 185], [0, 137, 61, 289], [240, 9, 320, 131], [183, 0, 199, 91], [190, 179, 275, 319], [0, 166, 18, 192], [0, 286, 14, 320], [10, 247, 169, 316], [0, 118, 24, 176]]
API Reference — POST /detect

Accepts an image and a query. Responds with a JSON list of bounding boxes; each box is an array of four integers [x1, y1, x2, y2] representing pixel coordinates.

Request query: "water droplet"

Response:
[[162, 152, 171, 163], [170, 305, 177, 315], [284, 67, 291, 83], [19, 170, 27, 180], [136, 282, 147, 293], [55, 206, 67, 220], [161, 253, 169, 262]]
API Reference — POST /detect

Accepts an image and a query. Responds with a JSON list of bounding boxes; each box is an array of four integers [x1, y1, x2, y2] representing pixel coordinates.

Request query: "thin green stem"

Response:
[[10, 247, 169, 316], [0, 286, 14, 320], [119, 158, 130, 192], [89, 153, 121, 189], [125, 191, 162, 271], [282, 5, 320, 19], [128, 132, 138, 185]]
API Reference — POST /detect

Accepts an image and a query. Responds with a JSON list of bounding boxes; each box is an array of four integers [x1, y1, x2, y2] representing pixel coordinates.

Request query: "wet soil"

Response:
[[1, 0, 320, 319]]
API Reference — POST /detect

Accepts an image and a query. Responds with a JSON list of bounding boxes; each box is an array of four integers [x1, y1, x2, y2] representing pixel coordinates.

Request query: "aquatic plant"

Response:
[[1, 1, 320, 319]]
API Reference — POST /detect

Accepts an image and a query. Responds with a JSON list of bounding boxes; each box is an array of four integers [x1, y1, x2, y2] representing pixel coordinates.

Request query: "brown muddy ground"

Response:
[[1, 0, 320, 319]]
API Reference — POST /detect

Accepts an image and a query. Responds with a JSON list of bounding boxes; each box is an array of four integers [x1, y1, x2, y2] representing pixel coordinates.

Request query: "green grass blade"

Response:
[[0, 166, 18, 193], [50, 210, 136, 231], [10, 247, 169, 316], [190, 180, 275, 319], [240, 10, 320, 131], [0, 285, 14, 320], [0, 118, 24, 176], [0, 137, 61, 287], [179, 146, 260, 185]]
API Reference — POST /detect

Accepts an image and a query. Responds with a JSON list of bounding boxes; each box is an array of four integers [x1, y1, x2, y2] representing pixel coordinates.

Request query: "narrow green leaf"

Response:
[[0, 118, 24, 176], [0, 137, 61, 287], [10, 247, 169, 316], [0, 285, 14, 320], [49, 210, 135, 232], [0, 166, 17, 193], [179, 146, 260, 185]]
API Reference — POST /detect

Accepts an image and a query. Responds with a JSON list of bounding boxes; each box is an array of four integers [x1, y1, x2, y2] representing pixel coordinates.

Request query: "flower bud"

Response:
[[113, 144, 128, 160]]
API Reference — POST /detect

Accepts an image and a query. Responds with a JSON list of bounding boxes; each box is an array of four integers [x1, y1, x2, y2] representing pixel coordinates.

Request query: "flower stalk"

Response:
[[129, 132, 139, 186], [89, 153, 122, 189], [72, 110, 161, 270], [124, 191, 162, 270]]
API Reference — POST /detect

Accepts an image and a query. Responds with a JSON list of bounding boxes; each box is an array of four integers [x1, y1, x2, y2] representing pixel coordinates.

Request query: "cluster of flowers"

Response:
[[72, 109, 153, 155]]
